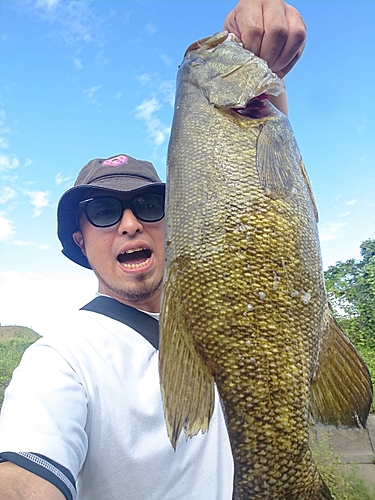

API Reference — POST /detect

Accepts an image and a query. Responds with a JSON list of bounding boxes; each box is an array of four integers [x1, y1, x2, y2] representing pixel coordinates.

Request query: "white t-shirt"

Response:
[[0, 299, 234, 500]]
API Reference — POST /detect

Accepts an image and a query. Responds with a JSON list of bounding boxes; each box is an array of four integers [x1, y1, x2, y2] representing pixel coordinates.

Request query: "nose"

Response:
[[117, 208, 143, 235]]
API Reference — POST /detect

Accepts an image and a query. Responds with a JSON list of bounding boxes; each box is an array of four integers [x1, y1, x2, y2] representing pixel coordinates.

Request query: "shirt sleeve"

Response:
[[0, 452, 76, 500], [0, 339, 89, 491]]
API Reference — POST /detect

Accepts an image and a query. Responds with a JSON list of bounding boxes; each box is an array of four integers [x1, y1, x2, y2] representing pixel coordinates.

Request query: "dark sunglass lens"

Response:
[[133, 194, 164, 221], [87, 197, 122, 226]]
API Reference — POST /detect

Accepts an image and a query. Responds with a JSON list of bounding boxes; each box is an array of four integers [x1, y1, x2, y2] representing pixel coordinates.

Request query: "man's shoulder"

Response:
[[42, 302, 156, 355]]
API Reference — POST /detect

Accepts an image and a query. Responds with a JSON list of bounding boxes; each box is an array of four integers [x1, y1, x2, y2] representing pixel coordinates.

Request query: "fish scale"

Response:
[[159, 31, 372, 499]]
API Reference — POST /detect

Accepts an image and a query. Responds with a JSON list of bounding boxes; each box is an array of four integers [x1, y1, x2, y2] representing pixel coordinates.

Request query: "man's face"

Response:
[[73, 188, 165, 313]]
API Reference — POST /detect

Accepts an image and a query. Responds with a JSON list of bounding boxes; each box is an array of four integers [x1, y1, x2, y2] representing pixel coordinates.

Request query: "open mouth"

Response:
[[232, 94, 273, 119], [117, 247, 152, 269]]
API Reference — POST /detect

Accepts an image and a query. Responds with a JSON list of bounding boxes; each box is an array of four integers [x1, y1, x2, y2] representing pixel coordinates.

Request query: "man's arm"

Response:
[[224, 0, 307, 113], [0, 462, 65, 500], [0, 343, 85, 500]]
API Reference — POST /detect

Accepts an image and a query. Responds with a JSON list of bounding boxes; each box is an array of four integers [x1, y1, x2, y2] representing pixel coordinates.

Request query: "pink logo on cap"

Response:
[[103, 155, 129, 167]]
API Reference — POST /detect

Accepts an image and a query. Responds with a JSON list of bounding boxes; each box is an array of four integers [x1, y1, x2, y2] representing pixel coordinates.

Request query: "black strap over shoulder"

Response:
[[80, 296, 159, 350]]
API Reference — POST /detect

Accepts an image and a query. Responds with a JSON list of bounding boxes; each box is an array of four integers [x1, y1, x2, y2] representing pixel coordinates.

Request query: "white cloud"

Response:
[[136, 74, 151, 86], [134, 97, 170, 147], [357, 124, 366, 135], [11, 240, 49, 250], [24, 190, 51, 217], [339, 211, 351, 218], [0, 270, 97, 335], [55, 172, 72, 186], [1, 173, 18, 183], [135, 75, 175, 107], [36, 0, 60, 8], [113, 92, 122, 100], [145, 23, 157, 36], [84, 85, 101, 105], [95, 50, 109, 66], [160, 54, 173, 67], [26, 0, 108, 47], [0, 109, 6, 126], [318, 221, 347, 242], [345, 199, 357, 206], [0, 110, 11, 149], [0, 214, 15, 241], [73, 58, 83, 70], [0, 154, 19, 171], [159, 80, 176, 107], [11, 240, 33, 247], [0, 186, 17, 204]]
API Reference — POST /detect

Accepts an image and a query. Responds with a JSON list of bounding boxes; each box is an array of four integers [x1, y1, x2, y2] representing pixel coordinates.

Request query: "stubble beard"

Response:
[[92, 264, 163, 305]]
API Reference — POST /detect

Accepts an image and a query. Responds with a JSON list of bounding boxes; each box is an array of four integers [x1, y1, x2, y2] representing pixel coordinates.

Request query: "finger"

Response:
[[258, 2, 289, 69], [237, 6, 264, 56], [223, 3, 264, 56], [271, 5, 307, 75], [223, 12, 242, 43], [274, 46, 305, 79]]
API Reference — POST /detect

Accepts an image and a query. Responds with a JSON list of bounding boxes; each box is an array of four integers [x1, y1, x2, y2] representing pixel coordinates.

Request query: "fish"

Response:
[[159, 31, 373, 500]]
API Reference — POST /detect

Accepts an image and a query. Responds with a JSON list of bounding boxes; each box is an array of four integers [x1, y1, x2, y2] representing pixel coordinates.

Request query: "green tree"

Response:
[[357, 239, 375, 337], [324, 239, 375, 412], [324, 239, 375, 347]]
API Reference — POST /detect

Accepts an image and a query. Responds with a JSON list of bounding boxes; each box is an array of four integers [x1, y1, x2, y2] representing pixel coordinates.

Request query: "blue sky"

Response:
[[0, 0, 374, 334]]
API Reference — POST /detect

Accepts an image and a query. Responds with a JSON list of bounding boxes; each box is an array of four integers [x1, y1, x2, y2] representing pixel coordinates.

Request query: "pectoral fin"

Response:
[[310, 305, 373, 427], [256, 115, 319, 222], [256, 117, 295, 198], [159, 263, 215, 449]]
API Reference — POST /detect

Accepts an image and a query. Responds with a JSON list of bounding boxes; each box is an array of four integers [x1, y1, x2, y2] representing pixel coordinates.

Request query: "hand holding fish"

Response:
[[224, 0, 306, 78]]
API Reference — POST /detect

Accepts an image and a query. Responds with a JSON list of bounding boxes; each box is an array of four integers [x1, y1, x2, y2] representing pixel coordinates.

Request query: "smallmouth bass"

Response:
[[159, 32, 373, 500]]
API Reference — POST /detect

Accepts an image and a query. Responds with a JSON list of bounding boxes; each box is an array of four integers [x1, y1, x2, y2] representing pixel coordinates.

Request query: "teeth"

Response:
[[122, 247, 146, 254], [120, 258, 150, 269]]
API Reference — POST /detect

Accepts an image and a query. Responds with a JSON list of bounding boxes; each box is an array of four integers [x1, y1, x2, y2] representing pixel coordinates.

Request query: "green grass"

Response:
[[311, 432, 375, 500], [0, 325, 40, 407], [0, 325, 40, 342]]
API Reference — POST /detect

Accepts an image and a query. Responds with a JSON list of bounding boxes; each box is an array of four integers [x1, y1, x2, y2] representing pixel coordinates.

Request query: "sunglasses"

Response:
[[78, 193, 165, 227]]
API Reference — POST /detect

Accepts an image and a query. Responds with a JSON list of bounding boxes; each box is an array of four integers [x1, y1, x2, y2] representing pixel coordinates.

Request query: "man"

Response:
[[0, 1, 306, 498]]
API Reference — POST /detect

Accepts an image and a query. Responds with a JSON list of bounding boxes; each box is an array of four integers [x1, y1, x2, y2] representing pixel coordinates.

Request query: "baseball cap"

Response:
[[57, 154, 165, 269]]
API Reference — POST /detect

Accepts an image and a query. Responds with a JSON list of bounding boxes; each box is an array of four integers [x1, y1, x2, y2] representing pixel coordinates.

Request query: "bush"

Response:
[[0, 338, 38, 407], [311, 432, 375, 500], [0, 338, 36, 383], [356, 344, 375, 414]]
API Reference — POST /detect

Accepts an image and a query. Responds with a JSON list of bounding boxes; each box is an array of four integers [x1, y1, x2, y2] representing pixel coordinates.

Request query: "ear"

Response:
[[72, 231, 87, 257]]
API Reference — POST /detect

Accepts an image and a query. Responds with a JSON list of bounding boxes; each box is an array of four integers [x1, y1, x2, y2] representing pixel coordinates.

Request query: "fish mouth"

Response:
[[117, 247, 152, 269], [231, 94, 274, 119], [184, 32, 238, 57]]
